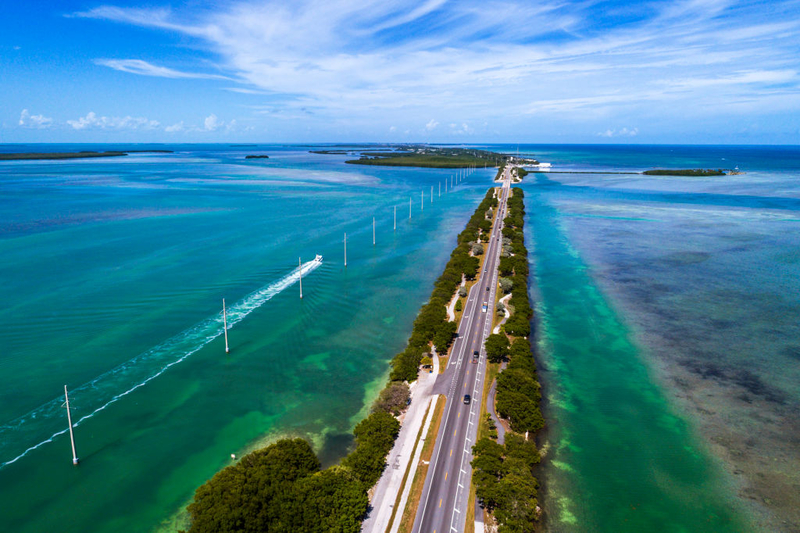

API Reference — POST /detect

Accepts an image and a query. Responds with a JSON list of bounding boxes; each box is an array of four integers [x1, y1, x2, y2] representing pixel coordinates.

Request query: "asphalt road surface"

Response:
[[412, 170, 511, 533]]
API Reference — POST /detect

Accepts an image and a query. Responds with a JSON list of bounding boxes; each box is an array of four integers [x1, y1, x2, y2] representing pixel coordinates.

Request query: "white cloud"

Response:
[[67, 111, 160, 130], [598, 127, 639, 138], [450, 122, 473, 135], [165, 122, 185, 133], [18, 109, 53, 129], [94, 59, 230, 80], [204, 114, 220, 131], [223, 87, 268, 94], [73, 0, 800, 138], [389, 125, 397, 132]]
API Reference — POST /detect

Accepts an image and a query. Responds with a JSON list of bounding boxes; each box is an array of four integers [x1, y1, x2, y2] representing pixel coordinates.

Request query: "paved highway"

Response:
[[412, 168, 512, 533]]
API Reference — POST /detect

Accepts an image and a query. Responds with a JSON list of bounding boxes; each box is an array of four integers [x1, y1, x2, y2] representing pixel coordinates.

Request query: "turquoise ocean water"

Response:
[[1, 144, 798, 532], [0, 145, 490, 532]]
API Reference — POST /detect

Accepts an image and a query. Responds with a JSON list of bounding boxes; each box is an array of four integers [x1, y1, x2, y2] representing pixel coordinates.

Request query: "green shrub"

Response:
[[372, 382, 411, 415]]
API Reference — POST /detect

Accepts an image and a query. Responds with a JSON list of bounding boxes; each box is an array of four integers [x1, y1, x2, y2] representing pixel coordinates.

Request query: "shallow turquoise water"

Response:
[[522, 178, 745, 532], [512, 145, 800, 532], [2, 144, 798, 532], [0, 145, 489, 532]]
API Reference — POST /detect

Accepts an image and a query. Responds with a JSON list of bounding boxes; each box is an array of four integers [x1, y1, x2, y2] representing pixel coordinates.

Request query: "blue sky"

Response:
[[2, 0, 799, 143]]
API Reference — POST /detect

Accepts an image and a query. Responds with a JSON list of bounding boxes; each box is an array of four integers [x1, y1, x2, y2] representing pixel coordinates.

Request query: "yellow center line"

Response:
[[453, 429, 457, 437], [439, 499, 442, 508], [450, 448, 453, 457], [445, 471, 448, 481]]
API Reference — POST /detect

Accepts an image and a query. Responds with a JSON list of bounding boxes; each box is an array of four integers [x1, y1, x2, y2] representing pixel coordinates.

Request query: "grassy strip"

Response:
[[398, 396, 446, 533], [385, 399, 433, 532]]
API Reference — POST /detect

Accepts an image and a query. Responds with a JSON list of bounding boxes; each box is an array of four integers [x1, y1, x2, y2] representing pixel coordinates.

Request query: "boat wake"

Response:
[[0, 258, 322, 469]]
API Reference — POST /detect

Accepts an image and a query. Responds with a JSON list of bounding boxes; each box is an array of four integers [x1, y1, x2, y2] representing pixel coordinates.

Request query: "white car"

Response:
[[482, 303, 488, 313]]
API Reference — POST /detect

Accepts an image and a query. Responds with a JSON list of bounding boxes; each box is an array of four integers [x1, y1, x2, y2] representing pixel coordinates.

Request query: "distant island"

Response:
[[244, 155, 269, 159], [0, 150, 172, 161], [643, 168, 726, 176], [337, 145, 537, 169]]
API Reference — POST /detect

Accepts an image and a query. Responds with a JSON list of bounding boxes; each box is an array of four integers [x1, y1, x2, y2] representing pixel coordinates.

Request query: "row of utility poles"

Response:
[[61, 164, 479, 466], [345, 165, 475, 265]]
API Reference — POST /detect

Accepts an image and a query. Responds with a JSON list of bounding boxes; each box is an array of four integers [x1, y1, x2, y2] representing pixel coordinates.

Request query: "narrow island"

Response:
[[643, 168, 726, 176], [0, 150, 173, 161], [244, 154, 269, 159], [0, 151, 127, 161], [345, 146, 536, 169], [181, 188, 528, 533], [472, 188, 545, 528]]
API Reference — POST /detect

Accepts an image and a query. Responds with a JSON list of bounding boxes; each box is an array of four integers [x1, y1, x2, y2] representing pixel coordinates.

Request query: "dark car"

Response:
[[463, 394, 471, 404], [472, 350, 479, 363]]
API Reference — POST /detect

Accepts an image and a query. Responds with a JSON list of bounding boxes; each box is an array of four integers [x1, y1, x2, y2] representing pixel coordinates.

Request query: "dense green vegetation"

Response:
[[341, 411, 401, 488], [345, 146, 513, 169], [371, 382, 410, 415], [184, 189, 508, 532], [499, 190, 533, 338], [389, 188, 498, 381], [473, 187, 544, 530], [184, 411, 399, 533], [185, 439, 364, 533], [471, 434, 541, 532], [0, 150, 173, 161], [0, 151, 128, 160], [495, 339, 544, 433], [643, 168, 725, 176], [494, 162, 506, 181], [347, 154, 489, 168], [485, 333, 510, 363]]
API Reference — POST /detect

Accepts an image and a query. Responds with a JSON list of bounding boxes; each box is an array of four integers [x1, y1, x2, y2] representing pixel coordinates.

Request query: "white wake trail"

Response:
[[0, 259, 322, 468]]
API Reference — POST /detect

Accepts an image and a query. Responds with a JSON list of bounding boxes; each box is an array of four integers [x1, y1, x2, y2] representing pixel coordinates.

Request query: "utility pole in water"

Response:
[[409, 197, 412, 219], [64, 385, 79, 465], [298, 258, 303, 299], [344, 233, 347, 267], [223, 299, 229, 353], [394, 206, 397, 231], [373, 217, 376, 246]]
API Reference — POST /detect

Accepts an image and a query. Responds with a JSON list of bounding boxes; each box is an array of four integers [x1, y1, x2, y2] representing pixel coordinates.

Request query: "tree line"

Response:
[[183, 189, 503, 532], [472, 187, 545, 531], [184, 408, 400, 533], [390, 188, 498, 381]]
